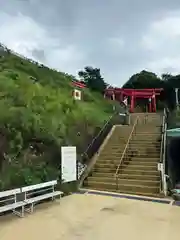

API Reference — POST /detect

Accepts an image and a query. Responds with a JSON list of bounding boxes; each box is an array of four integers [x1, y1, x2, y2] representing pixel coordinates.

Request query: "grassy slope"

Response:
[[0, 46, 114, 190]]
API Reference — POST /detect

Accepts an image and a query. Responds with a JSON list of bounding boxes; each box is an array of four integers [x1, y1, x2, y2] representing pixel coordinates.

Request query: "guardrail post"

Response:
[[160, 109, 167, 196]]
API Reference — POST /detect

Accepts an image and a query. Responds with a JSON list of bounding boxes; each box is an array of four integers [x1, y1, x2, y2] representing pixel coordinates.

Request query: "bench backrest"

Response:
[[21, 180, 58, 193], [0, 188, 21, 198]]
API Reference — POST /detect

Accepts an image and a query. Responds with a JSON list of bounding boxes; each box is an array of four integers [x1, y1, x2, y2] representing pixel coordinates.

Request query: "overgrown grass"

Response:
[[0, 46, 114, 190]]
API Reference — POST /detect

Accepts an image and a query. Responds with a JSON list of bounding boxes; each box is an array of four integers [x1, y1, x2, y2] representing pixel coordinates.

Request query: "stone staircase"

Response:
[[83, 113, 162, 197]]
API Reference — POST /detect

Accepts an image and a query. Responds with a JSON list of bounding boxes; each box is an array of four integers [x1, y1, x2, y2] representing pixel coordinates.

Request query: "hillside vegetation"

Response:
[[0, 45, 115, 190]]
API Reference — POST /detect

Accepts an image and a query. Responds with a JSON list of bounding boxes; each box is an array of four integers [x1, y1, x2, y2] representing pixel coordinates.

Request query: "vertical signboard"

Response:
[[61, 146, 77, 183], [73, 89, 82, 100]]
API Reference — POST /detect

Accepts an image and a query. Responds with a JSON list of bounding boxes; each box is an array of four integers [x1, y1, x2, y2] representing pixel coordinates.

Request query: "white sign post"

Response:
[[158, 163, 163, 172], [61, 146, 77, 183]]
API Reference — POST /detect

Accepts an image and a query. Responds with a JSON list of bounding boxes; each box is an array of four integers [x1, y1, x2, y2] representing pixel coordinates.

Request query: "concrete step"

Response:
[[123, 160, 158, 166], [103, 146, 161, 153], [135, 131, 161, 134], [98, 156, 159, 163], [94, 163, 158, 173], [129, 142, 161, 146], [129, 151, 160, 156], [107, 138, 128, 141], [130, 142, 161, 146], [133, 133, 161, 136], [93, 167, 117, 173], [109, 131, 132, 136], [101, 146, 161, 154], [130, 149, 161, 153], [119, 168, 160, 176], [110, 134, 161, 139], [104, 144, 161, 149], [98, 152, 160, 160], [87, 177, 160, 187], [99, 151, 123, 156], [136, 125, 161, 128], [92, 172, 160, 181], [84, 181, 160, 194], [133, 137, 161, 141], [107, 143, 128, 147], [94, 162, 119, 169], [134, 127, 161, 131], [119, 173, 160, 181], [131, 157, 160, 161], [134, 129, 161, 132], [97, 156, 123, 161], [133, 132, 161, 135], [99, 152, 158, 157], [106, 141, 128, 145], [103, 143, 126, 147], [97, 158, 159, 165], [108, 135, 130, 139], [95, 160, 121, 166], [121, 164, 158, 171], [84, 187, 161, 198], [133, 138, 161, 141], [96, 158, 159, 165], [105, 141, 161, 147], [130, 155, 160, 159], [91, 172, 115, 178], [109, 130, 131, 135]]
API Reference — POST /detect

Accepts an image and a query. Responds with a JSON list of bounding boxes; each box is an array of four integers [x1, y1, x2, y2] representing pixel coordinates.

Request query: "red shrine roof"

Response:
[[72, 80, 86, 89]]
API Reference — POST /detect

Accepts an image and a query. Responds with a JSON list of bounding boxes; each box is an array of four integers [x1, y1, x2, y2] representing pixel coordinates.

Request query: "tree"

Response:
[[161, 74, 180, 109], [78, 66, 107, 93], [161, 73, 173, 82], [123, 70, 163, 89]]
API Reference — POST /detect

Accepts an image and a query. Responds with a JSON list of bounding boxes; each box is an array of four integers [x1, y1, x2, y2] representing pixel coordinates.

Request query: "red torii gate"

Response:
[[104, 88, 163, 113]]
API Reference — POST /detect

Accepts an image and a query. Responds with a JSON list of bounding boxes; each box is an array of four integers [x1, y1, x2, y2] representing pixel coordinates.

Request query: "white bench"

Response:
[[21, 180, 63, 213], [0, 188, 25, 217]]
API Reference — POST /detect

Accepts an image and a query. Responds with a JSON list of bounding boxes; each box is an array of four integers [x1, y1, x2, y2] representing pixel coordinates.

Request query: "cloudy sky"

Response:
[[0, 0, 180, 86]]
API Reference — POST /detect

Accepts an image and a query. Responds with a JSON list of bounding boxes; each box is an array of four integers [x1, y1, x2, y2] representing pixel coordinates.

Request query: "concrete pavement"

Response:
[[0, 193, 179, 240]]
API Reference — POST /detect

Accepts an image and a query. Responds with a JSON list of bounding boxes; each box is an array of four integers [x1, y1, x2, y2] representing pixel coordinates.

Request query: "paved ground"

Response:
[[0, 193, 180, 240]]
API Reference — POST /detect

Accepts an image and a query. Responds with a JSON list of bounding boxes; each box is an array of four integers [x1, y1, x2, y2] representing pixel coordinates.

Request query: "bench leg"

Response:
[[21, 205, 25, 217], [13, 206, 24, 218], [24, 203, 34, 214], [52, 194, 62, 201], [31, 203, 34, 213], [59, 194, 62, 201]]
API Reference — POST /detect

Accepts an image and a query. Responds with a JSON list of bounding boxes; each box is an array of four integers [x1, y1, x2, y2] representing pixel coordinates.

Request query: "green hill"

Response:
[[0, 44, 115, 190]]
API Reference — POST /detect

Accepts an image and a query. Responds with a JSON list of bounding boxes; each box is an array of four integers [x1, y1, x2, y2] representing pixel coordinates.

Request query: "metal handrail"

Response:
[[162, 108, 167, 195], [159, 108, 167, 195], [115, 116, 139, 177], [159, 113, 165, 193], [83, 115, 113, 156], [160, 114, 165, 164], [163, 121, 167, 195]]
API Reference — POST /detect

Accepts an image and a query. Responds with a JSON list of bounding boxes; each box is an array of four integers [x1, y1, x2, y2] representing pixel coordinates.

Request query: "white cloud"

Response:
[[46, 45, 84, 73], [151, 15, 180, 37], [146, 57, 180, 75], [141, 12, 180, 75], [142, 16, 180, 51], [0, 12, 85, 75], [0, 13, 49, 55], [107, 37, 125, 56], [108, 37, 124, 48], [1, 1, 180, 85]]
